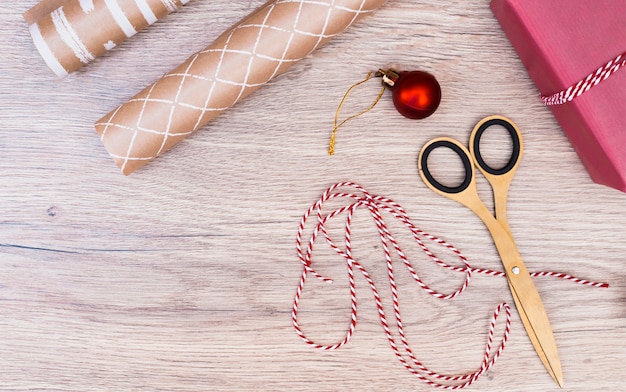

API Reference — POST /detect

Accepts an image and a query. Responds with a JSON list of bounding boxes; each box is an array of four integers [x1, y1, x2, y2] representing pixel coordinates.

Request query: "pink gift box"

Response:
[[490, 0, 626, 193]]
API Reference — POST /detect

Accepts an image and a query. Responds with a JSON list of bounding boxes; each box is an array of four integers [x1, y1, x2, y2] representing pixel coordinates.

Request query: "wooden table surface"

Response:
[[1, 1, 624, 391]]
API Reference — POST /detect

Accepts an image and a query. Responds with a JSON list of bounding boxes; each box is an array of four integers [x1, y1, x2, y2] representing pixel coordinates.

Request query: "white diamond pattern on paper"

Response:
[[95, 0, 387, 174]]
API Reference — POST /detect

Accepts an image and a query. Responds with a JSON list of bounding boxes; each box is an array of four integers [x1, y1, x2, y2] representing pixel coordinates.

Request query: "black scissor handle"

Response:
[[470, 116, 522, 176], [419, 139, 473, 194]]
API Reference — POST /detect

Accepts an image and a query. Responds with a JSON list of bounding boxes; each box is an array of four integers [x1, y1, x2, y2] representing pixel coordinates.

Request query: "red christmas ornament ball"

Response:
[[390, 71, 441, 120]]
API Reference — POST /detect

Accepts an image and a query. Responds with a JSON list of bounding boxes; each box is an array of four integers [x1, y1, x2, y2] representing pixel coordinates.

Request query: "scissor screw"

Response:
[[511, 266, 520, 275]]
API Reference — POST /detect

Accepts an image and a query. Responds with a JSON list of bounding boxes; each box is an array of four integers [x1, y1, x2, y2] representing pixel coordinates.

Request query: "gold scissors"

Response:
[[418, 115, 563, 387]]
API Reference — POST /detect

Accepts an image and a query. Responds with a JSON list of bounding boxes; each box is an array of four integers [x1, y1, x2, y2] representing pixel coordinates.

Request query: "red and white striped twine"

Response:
[[540, 50, 626, 105], [292, 182, 609, 389]]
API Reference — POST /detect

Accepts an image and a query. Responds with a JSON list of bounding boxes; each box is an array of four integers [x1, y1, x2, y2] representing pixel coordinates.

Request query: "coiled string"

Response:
[[292, 182, 608, 389]]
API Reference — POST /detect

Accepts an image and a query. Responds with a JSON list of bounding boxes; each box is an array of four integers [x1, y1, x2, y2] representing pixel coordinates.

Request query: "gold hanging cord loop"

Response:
[[328, 70, 387, 155]]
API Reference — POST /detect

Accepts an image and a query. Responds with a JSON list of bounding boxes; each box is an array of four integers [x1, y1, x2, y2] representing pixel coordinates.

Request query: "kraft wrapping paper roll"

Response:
[[94, 0, 388, 175], [25, 0, 190, 77]]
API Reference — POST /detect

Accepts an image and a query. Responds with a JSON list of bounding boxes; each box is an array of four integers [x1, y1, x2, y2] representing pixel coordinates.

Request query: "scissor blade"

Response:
[[506, 273, 563, 388], [472, 208, 563, 387], [493, 217, 563, 386]]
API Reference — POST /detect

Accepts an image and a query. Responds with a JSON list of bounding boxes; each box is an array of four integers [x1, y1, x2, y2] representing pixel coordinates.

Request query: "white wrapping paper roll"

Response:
[[95, 0, 388, 175], [25, 0, 190, 77]]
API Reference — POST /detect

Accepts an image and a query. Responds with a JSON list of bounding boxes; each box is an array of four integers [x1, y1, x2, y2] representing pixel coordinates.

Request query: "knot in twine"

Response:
[[292, 182, 608, 389]]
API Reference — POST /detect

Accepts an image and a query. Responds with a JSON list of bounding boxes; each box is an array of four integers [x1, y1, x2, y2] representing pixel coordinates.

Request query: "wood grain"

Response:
[[1, 1, 624, 391]]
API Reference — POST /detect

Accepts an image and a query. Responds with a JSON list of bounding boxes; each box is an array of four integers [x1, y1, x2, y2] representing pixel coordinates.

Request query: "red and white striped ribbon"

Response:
[[540, 50, 626, 105], [292, 182, 608, 389]]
